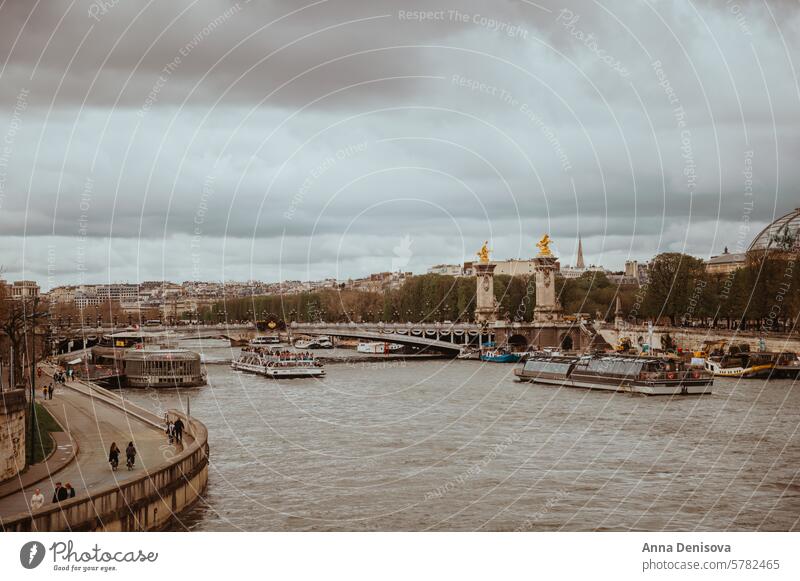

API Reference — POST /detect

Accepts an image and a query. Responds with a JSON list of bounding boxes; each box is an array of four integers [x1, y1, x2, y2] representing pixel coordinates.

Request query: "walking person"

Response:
[[165, 421, 175, 444], [173, 417, 184, 443], [30, 488, 45, 510], [52, 482, 69, 503], [65, 483, 76, 498], [109, 442, 120, 470], [125, 441, 137, 470], [42, 385, 48, 399], [48, 383, 54, 400]]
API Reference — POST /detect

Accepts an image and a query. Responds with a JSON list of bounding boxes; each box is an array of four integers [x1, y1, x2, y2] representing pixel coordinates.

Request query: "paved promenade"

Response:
[[0, 374, 181, 522]]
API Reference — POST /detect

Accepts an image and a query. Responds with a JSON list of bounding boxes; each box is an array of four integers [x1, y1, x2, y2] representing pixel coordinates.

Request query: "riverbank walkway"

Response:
[[0, 368, 183, 526]]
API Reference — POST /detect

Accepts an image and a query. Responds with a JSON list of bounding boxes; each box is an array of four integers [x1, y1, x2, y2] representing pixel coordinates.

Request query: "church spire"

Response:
[[576, 236, 585, 269]]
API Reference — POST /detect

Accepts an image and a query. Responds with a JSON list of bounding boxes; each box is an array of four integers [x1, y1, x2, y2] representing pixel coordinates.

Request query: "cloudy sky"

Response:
[[0, 0, 798, 288]]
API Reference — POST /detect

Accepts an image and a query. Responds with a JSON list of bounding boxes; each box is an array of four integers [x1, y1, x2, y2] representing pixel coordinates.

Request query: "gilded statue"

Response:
[[536, 234, 553, 257], [477, 241, 491, 263]]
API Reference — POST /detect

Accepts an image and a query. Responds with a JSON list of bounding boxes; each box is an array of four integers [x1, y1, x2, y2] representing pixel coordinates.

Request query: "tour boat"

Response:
[[249, 335, 281, 346], [480, 348, 522, 363], [356, 341, 403, 354], [231, 347, 325, 378], [703, 352, 777, 378], [514, 354, 713, 396]]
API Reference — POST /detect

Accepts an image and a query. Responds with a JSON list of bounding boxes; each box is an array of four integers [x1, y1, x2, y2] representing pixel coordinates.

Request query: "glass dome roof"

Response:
[[748, 208, 800, 252]]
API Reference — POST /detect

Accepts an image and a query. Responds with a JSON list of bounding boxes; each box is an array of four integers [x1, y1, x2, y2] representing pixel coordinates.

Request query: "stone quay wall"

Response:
[[599, 325, 800, 353], [1, 411, 208, 532], [0, 389, 27, 482]]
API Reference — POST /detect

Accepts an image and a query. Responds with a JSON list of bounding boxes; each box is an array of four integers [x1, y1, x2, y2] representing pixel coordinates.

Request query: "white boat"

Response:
[[356, 341, 403, 354], [457, 347, 480, 360], [231, 347, 325, 378], [294, 336, 333, 349], [249, 335, 280, 346]]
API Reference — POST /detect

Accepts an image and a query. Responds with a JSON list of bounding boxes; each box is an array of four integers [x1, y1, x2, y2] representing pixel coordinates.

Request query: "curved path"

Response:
[[0, 374, 181, 522]]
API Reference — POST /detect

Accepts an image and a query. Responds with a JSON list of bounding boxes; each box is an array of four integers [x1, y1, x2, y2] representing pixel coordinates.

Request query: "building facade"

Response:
[[705, 248, 746, 275]]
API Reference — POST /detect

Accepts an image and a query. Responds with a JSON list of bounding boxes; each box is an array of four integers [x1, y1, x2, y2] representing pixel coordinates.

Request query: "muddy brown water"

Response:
[[118, 339, 799, 531]]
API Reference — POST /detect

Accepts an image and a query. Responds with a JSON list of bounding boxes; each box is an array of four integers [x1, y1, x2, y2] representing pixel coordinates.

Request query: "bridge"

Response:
[[288, 322, 492, 356], [51, 319, 606, 353]]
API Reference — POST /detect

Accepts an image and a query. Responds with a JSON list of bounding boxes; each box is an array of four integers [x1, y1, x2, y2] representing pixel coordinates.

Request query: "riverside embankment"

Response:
[[0, 375, 208, 532]]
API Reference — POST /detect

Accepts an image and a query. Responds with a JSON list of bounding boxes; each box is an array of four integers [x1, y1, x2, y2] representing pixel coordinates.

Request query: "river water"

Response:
[[118, 339, 800, 531]]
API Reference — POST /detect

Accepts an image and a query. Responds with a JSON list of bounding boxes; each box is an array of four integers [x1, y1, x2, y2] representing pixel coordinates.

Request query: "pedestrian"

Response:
[[30, 488, 45, 510], [52, 482, 68, 503], [65, 483, 76, 498], [173, 417, 184, 443], [42, 386, 48, 399], [165, 421, 175, 444], [109, 442, 120, 470], [125, 442, 137, 470], [48, 384, 54, 400]]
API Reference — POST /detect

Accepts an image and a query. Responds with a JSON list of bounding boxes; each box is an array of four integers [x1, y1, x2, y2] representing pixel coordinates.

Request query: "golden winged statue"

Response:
[[536, 234, 553, 257], [477, 241, 491, 263]]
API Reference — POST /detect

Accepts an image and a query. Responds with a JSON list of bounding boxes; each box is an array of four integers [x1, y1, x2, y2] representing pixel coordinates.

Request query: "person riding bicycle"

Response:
[[108, 442, 120, 470], [125, 441, 137, 469]]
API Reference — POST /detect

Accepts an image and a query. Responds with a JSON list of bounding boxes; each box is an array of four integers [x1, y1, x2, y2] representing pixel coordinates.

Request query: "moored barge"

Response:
[[514, 354, 713, 396]]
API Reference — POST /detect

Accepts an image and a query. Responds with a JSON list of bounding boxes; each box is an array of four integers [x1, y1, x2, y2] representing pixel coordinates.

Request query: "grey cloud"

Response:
[[1, 0, 798, 284]]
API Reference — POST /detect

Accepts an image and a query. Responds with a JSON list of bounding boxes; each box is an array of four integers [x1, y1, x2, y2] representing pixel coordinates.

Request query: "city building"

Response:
[[427, 264, 463, 276], [463, 259, 538, 277], [706, 248, 746, 275], [3, 280, 41, 300], [623, 260, 649, 286], [555, 236, 609, 279]]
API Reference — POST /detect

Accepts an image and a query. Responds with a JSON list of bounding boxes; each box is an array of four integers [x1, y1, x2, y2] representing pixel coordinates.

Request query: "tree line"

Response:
[[201, 251, 798, 333]]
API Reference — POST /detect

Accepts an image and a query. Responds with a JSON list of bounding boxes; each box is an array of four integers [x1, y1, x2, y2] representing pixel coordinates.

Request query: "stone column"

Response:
[[0, 389, 27, 480], [474, 262, 498, 324], [533, 256, 562, 323], [614, 296, 624, 330]]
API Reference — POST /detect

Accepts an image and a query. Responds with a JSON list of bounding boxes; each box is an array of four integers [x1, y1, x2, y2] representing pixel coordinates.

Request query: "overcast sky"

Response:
[[1, 0, 798, 288]]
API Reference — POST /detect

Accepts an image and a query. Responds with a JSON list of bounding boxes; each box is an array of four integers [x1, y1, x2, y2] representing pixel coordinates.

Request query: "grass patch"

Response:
[[26, 403, 62, 465]]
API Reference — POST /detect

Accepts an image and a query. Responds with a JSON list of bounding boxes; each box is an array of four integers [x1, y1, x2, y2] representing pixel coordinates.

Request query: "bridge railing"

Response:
[[290, 321, 483, 333]]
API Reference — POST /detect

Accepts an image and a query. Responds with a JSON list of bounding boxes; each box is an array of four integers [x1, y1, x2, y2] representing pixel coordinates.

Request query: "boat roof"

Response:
[[527, 353, 675, 365], [123, 349, 199, 361]]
